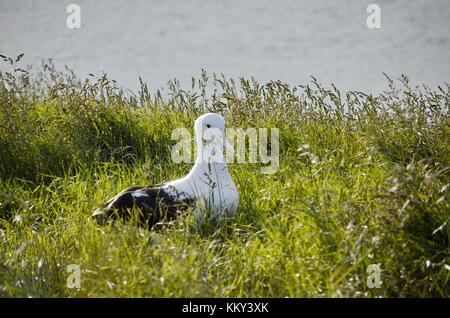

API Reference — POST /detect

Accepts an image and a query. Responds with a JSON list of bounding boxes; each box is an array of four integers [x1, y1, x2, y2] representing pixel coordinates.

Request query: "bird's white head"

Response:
[[194, 113, 233, 163]]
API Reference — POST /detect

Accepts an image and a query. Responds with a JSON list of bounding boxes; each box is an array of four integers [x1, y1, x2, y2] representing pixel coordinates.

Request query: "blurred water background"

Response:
[[1, 0, 449, 94]]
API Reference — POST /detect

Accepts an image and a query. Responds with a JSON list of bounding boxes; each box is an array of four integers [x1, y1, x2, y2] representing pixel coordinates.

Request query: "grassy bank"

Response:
[[0, 57, 449, 297]]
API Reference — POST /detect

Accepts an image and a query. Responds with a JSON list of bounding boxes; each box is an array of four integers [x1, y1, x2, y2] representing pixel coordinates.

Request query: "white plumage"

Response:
[[93, 113, 238, 226], [165, 113, 238, 218]]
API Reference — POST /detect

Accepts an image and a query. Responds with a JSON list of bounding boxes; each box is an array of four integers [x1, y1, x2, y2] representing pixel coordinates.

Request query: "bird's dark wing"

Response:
[[92, 184, 194, 227]]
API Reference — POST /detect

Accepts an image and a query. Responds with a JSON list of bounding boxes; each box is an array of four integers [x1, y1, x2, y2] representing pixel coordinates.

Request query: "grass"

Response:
[[0, 56, 449, 297]]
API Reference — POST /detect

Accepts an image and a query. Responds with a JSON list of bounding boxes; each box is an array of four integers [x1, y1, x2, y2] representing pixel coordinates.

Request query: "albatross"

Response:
[[92, 113, 238, 227]]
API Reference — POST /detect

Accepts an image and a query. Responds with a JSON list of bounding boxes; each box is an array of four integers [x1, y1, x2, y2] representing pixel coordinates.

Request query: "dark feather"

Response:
[[93, 184, 194, 228]]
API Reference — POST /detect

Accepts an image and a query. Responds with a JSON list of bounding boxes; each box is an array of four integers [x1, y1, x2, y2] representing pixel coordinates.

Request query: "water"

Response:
[[1, 0, 449, 94]]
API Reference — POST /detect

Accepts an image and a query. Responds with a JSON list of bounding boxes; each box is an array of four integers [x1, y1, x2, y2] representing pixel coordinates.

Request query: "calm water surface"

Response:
[[1, 0, 449, 94]]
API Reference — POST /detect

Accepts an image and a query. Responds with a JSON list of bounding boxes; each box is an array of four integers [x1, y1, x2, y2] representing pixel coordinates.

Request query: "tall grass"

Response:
[[0, 55, 449, 297]]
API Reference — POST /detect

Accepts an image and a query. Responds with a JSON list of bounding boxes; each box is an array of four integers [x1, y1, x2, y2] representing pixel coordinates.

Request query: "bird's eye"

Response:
[[206, 124, 211, 128]]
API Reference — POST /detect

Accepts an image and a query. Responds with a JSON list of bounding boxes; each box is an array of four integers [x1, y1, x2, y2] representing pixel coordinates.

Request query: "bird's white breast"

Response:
[[164, 169, 238, 216]]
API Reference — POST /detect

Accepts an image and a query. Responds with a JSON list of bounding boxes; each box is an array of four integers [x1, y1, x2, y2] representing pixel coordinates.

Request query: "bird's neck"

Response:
[[187, 143, 230, 180]]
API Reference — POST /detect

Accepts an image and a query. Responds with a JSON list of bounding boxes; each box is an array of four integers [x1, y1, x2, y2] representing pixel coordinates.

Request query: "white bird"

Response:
[[92, 113, 239, 227]]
